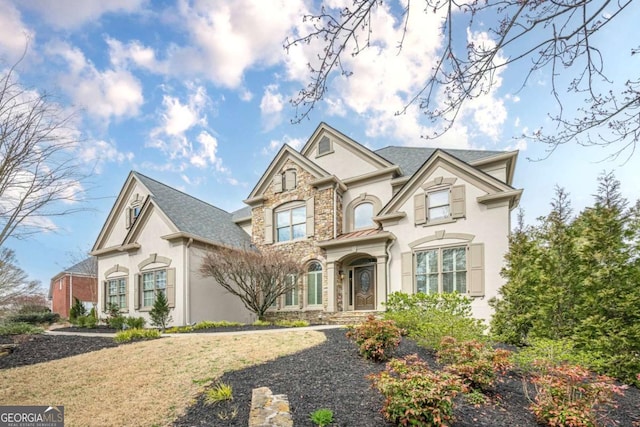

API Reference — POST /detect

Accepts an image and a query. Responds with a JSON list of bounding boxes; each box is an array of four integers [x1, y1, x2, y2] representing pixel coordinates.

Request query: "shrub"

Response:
[[274, 319, 310, 328], [0, 321, 43, 336], [384, 292, 486, 350], [252, 319, 271, 326], [309, 408, 334, 426], [18, 304, 50, 314], [8, 311, 60, 325], [193, 320, 243, 329], [69, 297, 87, 321], [149, 291, 172, 331], [511, 338, 598, 375], [530, 363, 626, 427], [346, 315, 402, 362], [437, 336, 512, 392], [114, 328, 161, 343], [107, 315, 126, 330], [205, 382, 233, 404], [370, 354, 466, 426], [125, 316, 146, 329]]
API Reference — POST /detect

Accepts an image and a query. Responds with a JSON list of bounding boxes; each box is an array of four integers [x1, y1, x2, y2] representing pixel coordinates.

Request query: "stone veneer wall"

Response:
[[252, 160, 343, 312]]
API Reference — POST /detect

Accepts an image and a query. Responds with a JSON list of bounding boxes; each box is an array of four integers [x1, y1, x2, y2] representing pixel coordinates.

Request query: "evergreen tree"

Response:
[[149, 291, 172, 331], [69, 297, 87, 321]]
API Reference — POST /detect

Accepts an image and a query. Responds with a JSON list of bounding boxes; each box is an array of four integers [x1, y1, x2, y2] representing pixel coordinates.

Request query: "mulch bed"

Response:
[[0, 334, 119, 370], [2, 328, 639, 426], [173, 328, 640, 427]]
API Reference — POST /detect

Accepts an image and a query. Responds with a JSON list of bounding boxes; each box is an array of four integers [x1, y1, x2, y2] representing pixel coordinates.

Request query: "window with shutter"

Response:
[[412, 244, 480, 296]]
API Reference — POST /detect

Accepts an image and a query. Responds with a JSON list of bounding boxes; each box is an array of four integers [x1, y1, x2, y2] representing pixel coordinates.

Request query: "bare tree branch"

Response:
[[200, 246, 304, 321], [0, 247, 41, 315], [286, 0, 638, 158], [0, 54, 88, 247]]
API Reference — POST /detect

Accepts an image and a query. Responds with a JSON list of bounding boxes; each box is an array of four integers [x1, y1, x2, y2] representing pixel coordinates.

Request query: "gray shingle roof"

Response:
[[64, 257, 97, 276], [231, 206, 252, 221], [375, 146, 507, 177], [133, 172, 252, 248]]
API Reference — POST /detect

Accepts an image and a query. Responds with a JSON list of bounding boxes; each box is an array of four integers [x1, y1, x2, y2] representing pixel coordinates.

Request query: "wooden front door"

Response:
[[354, 265, 375, 310]]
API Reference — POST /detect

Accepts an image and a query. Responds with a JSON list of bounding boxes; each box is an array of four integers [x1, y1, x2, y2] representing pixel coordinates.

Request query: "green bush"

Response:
[[204, 382, 233, 404], [114, 328, 161, 343], [0, 321, 43, 336], [18, 304, 50, 314], [346, 315, 402, 362], [309, 408, 334, 427], [530, 363, 626, 427], [149, 291, 172, 331], [384, 292, 486, 350], [125, 316, 146, 329], [437, 336, 512, 392], [193, 320, 243, 329], [274, 319, 309, 328], [370, 354, 466, 426], [108, 315, 126, 330], [8, 311, 60, 325], [252, 319, 271, 326], [511, 338, 598, 374]]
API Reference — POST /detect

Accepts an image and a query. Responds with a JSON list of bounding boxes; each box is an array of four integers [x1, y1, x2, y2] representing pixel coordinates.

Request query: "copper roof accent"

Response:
[[335, 228, 384, 240]]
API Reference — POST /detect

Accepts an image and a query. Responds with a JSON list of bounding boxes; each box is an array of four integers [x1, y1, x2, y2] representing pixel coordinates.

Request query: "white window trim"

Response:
[[353, 201, 375, 230], [141, 268, 167, 309]]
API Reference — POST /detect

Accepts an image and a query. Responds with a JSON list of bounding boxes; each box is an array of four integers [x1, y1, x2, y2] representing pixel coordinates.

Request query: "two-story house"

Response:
[[91, 122, 521, 326]]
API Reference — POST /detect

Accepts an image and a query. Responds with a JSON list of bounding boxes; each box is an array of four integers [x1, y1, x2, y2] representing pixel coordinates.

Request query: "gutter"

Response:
[[184, 237, 193, 326]]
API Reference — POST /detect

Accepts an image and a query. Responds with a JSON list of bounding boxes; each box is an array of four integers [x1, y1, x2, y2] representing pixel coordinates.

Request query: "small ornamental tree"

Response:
[[200, 246, 304, 321], [149, 291, 172, 331]]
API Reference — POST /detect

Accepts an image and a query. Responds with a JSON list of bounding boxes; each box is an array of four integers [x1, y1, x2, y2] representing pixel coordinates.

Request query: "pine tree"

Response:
[[69, 297, 87, 321], [149, 291, 172, 331]]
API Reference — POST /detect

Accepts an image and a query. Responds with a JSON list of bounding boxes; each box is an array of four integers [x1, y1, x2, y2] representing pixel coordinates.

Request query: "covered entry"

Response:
[[318, 229, 395, 312]]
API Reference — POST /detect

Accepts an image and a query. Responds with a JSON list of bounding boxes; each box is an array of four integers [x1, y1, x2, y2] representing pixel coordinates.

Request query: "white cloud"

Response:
[[77, 140, 134, 173], [190, 131, 225, 171], [107, 38, 165, 73], [260, 84, 284, 131], [19, 0, 147, 29], [45, 41, 144, 120], [262, 135, 304, 155], [0, 0, 34, 62]]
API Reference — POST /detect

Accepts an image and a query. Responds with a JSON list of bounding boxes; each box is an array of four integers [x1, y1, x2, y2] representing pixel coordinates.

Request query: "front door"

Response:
[[354, 265, 375, 310]]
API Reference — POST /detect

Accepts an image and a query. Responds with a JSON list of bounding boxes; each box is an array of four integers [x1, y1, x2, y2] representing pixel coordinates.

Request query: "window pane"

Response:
[[118, 279, 126, 294], [109, 281, 117, 295], [427, 274, 439, 294], [143, 290, 154, 306], [416, 275, 426, 293], [276, 210, 290, 226], [443, 248, 466, 272], [119, 295, 126, 308], [143, 273, 154, 290], [277, 227, 290, 242], [291, 207, 306, 224], [156, 270, 167, 289], [308, 262, 322, 272], [307, 273, 316, 305], [354, 203, 374, 229], [416, 252, 427, 275], [430, 190, 449, 207], [292, 224, 306, 239], [428, 205, 450, 220], [456, 272, 467, 293], [443, 272, 453, 293]]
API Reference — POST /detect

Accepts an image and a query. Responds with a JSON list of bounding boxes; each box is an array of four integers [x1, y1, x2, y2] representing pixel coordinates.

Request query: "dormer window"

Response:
[[414, 181, 465, 226], [427, 189, 450, 220]]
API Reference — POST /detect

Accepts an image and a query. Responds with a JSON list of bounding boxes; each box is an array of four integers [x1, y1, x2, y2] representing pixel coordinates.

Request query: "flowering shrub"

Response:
[[530, 363, 626, 427], [370, 354, 466, 426], [437, 336, 512, 392], [346, 315, 402, 362]]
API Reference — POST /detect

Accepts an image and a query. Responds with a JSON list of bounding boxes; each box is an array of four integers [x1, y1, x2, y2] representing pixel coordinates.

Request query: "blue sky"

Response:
[[1, 0, 639, 290]]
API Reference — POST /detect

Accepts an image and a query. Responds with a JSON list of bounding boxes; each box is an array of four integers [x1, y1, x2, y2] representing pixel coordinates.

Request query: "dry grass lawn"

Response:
[[0, 331, 326, 426]]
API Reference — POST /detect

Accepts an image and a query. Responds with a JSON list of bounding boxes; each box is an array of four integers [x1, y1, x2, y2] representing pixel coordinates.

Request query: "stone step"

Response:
[[248, 387, 293, 427]]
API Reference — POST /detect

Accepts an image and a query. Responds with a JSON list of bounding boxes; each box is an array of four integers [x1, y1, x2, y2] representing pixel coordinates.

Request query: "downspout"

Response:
[[333, 183, 338, 239], [184, 237, 193, 326], [69, 273, 73, 316]]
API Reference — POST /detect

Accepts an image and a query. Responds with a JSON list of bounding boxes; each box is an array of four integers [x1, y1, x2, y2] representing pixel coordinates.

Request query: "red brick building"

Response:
[[49, 257, 98, 318]]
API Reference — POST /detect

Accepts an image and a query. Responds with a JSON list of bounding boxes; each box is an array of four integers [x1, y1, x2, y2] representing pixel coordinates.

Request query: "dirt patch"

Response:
[[0, 331, 326, 427]]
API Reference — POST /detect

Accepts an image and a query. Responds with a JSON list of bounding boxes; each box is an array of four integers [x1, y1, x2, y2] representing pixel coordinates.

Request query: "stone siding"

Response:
[[252, 159, 344, 313]]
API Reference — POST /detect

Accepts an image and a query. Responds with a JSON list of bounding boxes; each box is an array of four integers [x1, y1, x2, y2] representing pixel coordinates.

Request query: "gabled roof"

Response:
[[301, 122, 395, 170], [132, 172, 251, 248], [378, 149, 520, 217], [246, 144, 331, 201], [375, 146, 508, 178]]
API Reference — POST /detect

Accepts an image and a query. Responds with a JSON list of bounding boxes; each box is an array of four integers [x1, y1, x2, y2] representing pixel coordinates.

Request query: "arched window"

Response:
[[307, 261, 322, 306], [354, 202, 374, 229]]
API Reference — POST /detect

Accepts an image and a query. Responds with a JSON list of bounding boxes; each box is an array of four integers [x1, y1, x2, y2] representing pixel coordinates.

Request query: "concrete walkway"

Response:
[[46, 323, 344, 338]]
